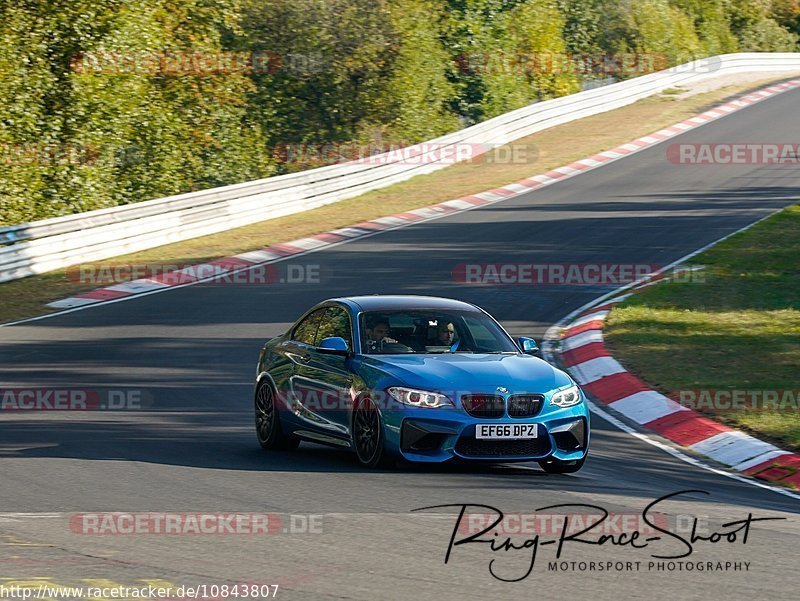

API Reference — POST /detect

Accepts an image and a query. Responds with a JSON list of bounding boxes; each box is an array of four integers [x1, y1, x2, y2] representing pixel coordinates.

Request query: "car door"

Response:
[[279, 307, 325, 416], [289, 305, 355, 441]]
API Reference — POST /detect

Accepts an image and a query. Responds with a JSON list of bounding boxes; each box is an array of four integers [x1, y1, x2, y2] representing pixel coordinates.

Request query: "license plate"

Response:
[[475, 423, 538, 439]]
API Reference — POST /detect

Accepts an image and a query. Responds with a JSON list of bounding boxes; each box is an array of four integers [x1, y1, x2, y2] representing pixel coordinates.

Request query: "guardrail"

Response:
[[3, 53, 800, 283]]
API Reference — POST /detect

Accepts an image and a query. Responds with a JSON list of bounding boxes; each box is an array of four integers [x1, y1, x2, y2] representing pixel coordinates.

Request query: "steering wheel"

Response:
[[378, 341, 414, 353]]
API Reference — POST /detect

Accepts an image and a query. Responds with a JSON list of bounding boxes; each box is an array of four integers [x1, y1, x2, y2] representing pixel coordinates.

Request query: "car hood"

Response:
[[357, 353, 571, 394]]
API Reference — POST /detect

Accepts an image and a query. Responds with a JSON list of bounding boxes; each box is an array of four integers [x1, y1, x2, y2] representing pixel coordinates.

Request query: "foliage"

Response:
[[1, 0, 797, 225]]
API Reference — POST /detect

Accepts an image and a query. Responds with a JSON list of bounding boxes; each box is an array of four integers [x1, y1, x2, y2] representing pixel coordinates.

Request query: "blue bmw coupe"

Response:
[[254, 296, 589, 472]]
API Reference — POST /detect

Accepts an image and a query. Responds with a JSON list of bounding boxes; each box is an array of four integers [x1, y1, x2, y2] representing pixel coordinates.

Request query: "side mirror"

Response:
[[517, 337, 539, 355], [318, 337, 350, 356]]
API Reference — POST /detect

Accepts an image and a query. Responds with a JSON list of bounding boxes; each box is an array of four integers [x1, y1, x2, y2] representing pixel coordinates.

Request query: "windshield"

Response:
[[359, 309, 519, 355]]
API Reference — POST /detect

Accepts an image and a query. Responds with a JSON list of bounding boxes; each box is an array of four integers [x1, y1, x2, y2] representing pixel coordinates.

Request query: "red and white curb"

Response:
[[551, 271, 800, 492], [46, 78, 800, 310]]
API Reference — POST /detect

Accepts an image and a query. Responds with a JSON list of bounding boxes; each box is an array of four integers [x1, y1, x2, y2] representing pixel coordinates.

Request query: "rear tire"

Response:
[[538, 455, 585, 474], [352, 396, 392, 468], [255, 380, 299, 451]]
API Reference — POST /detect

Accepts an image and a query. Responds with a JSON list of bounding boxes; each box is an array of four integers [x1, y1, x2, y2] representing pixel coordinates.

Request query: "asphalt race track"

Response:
[[1, 85, 799, 600]]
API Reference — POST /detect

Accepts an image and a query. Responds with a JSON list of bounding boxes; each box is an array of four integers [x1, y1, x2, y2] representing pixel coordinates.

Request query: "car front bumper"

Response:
[[383, 402, 589, 463]]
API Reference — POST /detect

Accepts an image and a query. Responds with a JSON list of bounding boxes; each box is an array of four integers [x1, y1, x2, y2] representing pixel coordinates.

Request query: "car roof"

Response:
[[331, 295, 481, 313]]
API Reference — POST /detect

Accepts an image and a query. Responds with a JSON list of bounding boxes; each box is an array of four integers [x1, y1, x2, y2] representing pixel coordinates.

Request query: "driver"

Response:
[[364, 316, 397, 352]]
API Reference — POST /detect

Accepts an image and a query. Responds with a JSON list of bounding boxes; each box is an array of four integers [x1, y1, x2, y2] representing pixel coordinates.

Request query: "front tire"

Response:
[[255, 380, 299, 451], [352, 396, 391, 468], [538, 455, 585, 474]]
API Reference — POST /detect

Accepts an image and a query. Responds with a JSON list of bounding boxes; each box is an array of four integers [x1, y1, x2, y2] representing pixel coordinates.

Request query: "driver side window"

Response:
[[315, 306, 353, 349], [291, 309, 326, 345]]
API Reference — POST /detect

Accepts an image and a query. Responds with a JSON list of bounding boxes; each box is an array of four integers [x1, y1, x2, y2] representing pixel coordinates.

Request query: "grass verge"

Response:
[[605, 205, 800, 451], [0, 75, 796, 324]]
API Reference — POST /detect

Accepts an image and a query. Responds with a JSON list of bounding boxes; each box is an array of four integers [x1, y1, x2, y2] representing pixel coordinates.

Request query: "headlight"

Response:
[[550, 384, 582, 408], [387, 387, 454, 408]]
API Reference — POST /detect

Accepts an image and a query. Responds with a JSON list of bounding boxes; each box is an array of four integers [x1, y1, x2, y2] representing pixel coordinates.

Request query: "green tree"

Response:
[[443, 0, 575, 122], [0, 0, 270, 225], [724, 0, 798, 49], [738, 17, 799, 49], [368, 0, 460, 142], [0, 0, 125, 223], [2, 0, 797, 227], [670, 0, 739, 55], [506, 0, 578, 101], [630, 0, 703, 65], [69, 0, 270, 208], [241, 0, 394, 147], [771, 0, 800, 35]]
